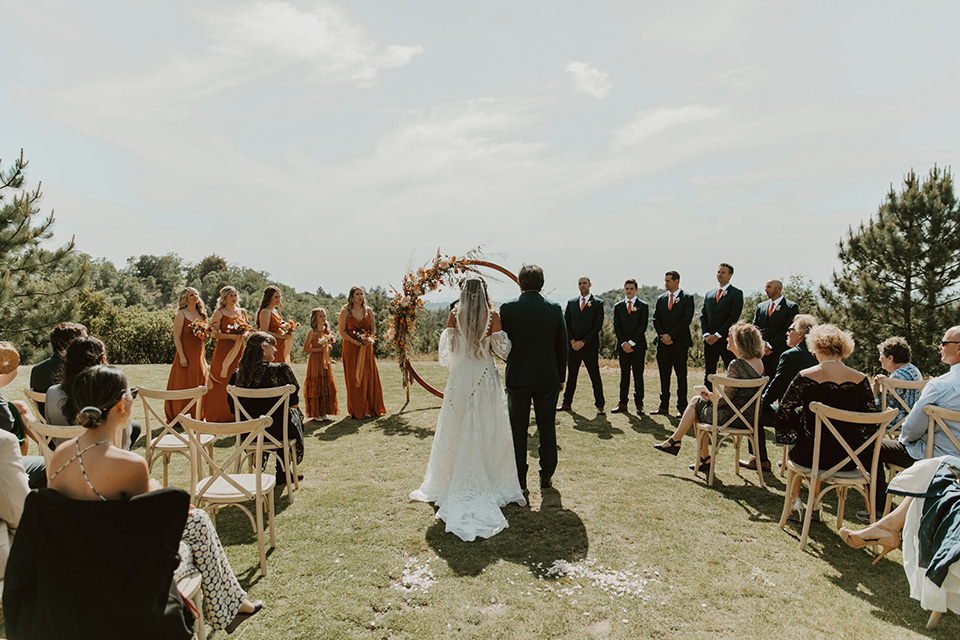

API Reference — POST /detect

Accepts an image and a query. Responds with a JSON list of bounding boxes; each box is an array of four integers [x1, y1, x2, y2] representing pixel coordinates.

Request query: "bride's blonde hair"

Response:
[[457, 277, 492, 360]]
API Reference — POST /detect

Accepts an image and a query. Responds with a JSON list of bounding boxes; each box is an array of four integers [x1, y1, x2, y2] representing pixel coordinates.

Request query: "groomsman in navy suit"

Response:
[[612, 279, 648, 414], [751, 279, 799, 378], [699, 263, 744, 390], [558, 277, 605, 414], [651, 271, 694, 419]]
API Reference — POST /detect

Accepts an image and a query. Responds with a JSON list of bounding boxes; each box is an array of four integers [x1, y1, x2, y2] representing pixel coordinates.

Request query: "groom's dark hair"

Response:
[[518, 264, 544, 292]]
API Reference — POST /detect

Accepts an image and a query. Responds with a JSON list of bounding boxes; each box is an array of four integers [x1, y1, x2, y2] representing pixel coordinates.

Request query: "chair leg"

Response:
[[927, 610, 943, 629], [256, 493, 267, 577], [751, 435, 766, 489], [836, 486, 847, 527], [800, 480, 817, 549], [192, 590, 206, 640], [162, 453, 170, 487], [707, 430, 718, 486], [780, 446, 787, 478], [268, 488, 276, 548], [780, 472, 801, 529], [290, 443, 300, 493], [733, 435, 742, 479], [284, 446, 295, 503]]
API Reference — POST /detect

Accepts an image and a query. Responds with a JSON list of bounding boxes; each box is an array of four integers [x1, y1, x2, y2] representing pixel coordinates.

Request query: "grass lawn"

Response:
[[2, 360, 956, 639]]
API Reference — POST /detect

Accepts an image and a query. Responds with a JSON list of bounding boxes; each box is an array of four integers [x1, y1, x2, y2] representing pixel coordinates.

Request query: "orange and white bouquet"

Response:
[[353, 328, 376, 346], [279, 320, 300, 335], [190, 318, 212, 341], [316, 333, 336, 348], [224, 317, 252, 335]]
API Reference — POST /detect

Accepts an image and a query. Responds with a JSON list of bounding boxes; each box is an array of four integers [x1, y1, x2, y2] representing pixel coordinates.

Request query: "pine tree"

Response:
[[0, 150, 89, 359], [821, 166, 960, 373]]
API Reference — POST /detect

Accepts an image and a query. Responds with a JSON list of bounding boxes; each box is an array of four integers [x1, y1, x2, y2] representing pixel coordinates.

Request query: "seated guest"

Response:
[[228, 332, 304, 484], [840, 455, 960, 616], [740, 314, 819, 472], [654, 322, 765, 474], [0, 429, 31, 590], [47, 365, 263, 633], [775, 324, 875, 520], [872, 336, 923, 425], [29, 322, 86, 416], [870, 326, 960, 516], [0, 342, 46, 488], [45, 336, 140, 450]]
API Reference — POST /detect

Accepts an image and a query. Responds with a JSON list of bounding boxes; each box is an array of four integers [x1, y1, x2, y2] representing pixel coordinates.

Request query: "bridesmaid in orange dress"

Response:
[[303, 308, 339, 422], [165, 287, 209, 420], [338, 287, 386, 419], [204, 286, 250, 422], [257, 286, 294, 364]]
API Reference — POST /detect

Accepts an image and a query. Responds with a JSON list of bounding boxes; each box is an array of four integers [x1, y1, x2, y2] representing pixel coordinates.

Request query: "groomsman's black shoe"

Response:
[[610, 403, 628, 414], [650, 407, 671, 416], [540, 476, 552, 489], [675, 412, 683, 420], [596, 407, 605, 416], [635, 405, 645, 415], [557, 403, 572, 412]]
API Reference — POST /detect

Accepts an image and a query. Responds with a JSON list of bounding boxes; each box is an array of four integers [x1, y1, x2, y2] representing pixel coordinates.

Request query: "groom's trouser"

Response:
[[618, 347, 645, 407], [656, 344, 688, 412], [507, 385, 559, 487], [562, 345, 604, 408]]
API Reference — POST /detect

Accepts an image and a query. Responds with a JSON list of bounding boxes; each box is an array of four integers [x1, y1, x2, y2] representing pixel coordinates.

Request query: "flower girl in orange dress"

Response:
[[302, 308, 339, 422]]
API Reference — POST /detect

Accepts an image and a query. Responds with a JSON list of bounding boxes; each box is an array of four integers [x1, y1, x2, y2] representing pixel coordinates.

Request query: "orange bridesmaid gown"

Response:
[[203, 314, 246, 422], [342, 314, 386, 419], [305, 330, 338, 418], [265, 310, 292, 364], [165, 318, 208, 420]]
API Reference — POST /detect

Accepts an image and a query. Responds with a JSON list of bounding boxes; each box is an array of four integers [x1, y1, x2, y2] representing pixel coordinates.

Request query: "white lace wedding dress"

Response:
[[410, 317, 526, 542]]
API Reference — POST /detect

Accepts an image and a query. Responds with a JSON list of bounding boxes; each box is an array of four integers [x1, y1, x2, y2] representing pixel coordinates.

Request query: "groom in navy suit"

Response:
[[500, 265, 567, 490], [699, 263, 743, 390], [558, 277, 605, 414], [651, 270, 694, 418]]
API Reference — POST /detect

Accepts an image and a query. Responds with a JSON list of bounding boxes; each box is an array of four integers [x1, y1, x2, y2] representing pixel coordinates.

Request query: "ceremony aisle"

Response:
[[1, 362, 953, 639]]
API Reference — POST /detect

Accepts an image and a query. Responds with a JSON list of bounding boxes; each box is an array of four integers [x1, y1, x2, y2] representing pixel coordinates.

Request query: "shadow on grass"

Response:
[[426, 487, 588, 578], [313, 417, 361, 441], [375, 413, 434, 439], [570, 410, 623, 440]]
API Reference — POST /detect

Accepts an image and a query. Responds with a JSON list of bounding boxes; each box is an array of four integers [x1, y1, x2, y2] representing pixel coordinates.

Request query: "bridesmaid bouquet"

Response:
[[316, 333, 336, 348], [353, 328, 376, 346], [279, 320, 300, 335], [190, 318, 212, 341], [225, 317, 252, 335]]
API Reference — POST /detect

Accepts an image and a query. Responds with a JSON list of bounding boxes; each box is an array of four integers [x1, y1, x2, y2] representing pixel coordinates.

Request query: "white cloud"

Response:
[[609, 105, 722, 151], [563, 61, 612, 100]]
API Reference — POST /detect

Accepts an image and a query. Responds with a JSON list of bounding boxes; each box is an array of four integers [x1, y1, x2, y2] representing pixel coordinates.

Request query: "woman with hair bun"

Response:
[[48, 365, 264, 633], [205, 286, 250, 422], [165, 287, 209, 421]]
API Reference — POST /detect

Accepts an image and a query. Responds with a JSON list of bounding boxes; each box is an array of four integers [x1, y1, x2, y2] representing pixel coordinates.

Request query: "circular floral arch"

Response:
[[388, 252, 520, 399]]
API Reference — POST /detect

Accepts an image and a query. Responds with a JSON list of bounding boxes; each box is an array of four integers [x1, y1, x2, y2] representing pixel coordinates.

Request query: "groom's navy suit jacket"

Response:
[[500, 291, 567, 387]]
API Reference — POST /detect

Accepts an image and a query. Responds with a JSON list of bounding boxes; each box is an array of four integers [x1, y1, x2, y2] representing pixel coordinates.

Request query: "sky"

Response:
[[3, 1, 960, 303]]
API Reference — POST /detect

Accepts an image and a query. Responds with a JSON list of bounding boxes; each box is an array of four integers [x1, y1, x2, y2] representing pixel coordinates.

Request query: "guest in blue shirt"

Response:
[[872, 336, 923, 426]]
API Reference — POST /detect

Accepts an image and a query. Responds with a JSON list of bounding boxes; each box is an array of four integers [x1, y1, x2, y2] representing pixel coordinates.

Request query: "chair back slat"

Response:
[[181, 416, 272, 504], [706, 374, 769, 433], [138, 386, 208, 450], [923, 404, 960, 458], [24, 419, 86, 476], [22, 389, 47, 424], [809, 403, 897, 480], [227, 384, 295, 450], [879, 377, 926, 435]]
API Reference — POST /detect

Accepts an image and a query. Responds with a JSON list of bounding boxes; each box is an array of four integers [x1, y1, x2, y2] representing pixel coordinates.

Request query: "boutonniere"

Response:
[[586, 301, 592, 308], [721, 290, 728, 297], [775, 305, 781, 312]]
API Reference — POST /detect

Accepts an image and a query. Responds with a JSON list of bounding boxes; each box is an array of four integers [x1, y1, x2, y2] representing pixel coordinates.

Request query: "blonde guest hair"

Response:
[[807, 324, 855, 359], [177, 287, 207, 321], [728, 322, 764, 360]]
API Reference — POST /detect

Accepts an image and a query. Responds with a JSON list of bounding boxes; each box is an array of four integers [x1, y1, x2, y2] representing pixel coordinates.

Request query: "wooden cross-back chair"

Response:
[[181, 415, 276, 577], [22, 389, 47, 425], [138, 386, 212, 486], [878, 376, 927, 436], [693, 374, 769, 488], [226, 384, 299, 501], [779, 403, 897, 550], [23, 420, 85, 477]]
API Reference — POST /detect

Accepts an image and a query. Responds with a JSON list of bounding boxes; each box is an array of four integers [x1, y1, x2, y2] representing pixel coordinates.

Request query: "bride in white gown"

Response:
[[410, 277, 526, 541]]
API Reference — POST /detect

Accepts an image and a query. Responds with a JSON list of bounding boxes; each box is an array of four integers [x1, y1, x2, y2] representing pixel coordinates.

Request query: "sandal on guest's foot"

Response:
[[225, 600, 264, 634], [688, 456, 712, 474], [653, 437, 682, 456], [839, 524, 900, 564]]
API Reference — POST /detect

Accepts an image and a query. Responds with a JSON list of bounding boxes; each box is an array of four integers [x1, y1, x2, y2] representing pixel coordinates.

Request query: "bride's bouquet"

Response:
[[279, 320, 300, 335], [190, 318, 212, 341], [224, 317, 252, 335]]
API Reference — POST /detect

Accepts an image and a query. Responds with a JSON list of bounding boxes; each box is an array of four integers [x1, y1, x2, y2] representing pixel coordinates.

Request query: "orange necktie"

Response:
[[768, 302, 775, 317], [580, 298, 585, 311], [715, 289, 722, 303], [668, 293, 674, 311], [627, 300, 632, 314]]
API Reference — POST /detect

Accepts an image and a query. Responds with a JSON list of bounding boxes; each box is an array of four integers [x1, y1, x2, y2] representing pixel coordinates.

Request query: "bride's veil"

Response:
[[457, 277, 489, 360]]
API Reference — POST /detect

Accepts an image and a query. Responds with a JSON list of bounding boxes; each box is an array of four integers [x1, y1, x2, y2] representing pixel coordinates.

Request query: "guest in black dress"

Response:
[[775, 324, 875, 516], [654, 322, 766, 473], [228, 332, 304, 483]]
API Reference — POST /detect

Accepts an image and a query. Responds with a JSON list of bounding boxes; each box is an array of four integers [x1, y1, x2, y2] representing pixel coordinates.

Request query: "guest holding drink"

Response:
[[303, 308, 338, 422], [338, 287, 386, 419], [165, 287, 209, 421], [256, 286, 294, 364], [205, 286, 250, 422]]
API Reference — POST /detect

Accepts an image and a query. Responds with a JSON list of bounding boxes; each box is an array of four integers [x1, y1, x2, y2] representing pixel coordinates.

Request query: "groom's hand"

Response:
[[621, 342, 633, 353]]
